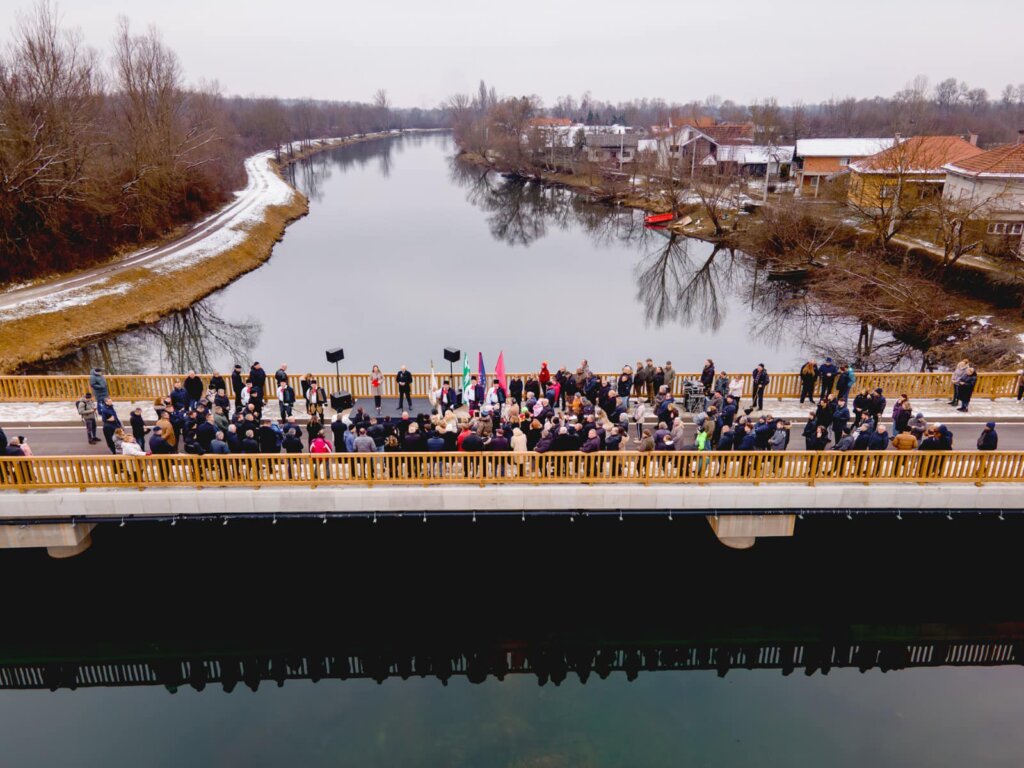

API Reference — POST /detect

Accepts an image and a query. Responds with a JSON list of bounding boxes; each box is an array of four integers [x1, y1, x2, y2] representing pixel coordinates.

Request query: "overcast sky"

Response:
[[4, 0, 1022, 108]]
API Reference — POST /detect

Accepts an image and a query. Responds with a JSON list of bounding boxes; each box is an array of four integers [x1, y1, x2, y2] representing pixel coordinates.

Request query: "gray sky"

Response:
[[5, 0, 1022, 108]]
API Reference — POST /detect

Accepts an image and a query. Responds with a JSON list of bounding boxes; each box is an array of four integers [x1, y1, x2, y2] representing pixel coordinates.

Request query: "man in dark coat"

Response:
[[231, 364, 245, 411], [751, 365, 770, 411], [249, 362, 267, 393], [183, 371, 205, 408], [977, 422, 997, 451], [396, 365, 414, 411], [818, 357, 839, 399]]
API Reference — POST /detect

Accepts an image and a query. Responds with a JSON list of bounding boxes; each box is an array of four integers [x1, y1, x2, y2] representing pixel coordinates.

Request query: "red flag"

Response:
[[495, 351, 508, 395]]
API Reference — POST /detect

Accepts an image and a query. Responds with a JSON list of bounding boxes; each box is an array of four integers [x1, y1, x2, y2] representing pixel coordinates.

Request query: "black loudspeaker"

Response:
[[325, 347, 345, 364], [331, 391, 354, 411], [444, 347, 461, 364]]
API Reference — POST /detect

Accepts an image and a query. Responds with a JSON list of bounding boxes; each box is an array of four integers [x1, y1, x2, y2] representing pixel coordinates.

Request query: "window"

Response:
[[838, 157, 850, 166], [987, 222, 1024, 236]]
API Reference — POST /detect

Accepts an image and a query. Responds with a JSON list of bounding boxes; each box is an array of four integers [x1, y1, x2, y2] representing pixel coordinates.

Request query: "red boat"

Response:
[[644, 212, 675, 225]]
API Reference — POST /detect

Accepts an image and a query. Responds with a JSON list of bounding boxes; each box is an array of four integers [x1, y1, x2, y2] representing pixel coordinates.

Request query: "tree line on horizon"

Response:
[[0, 2, 445, 284], [450, 76, 1024, 147]]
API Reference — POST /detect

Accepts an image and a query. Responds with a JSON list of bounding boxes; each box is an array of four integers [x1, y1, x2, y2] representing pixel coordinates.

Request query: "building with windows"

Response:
[[943, 135, 1024, 257], [847, 135, 983, 210], [794, 138, 897, 196]]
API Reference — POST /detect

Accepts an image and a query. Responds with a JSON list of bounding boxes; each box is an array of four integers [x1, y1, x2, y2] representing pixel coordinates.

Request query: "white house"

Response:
[[943, 135, 1024, 257]]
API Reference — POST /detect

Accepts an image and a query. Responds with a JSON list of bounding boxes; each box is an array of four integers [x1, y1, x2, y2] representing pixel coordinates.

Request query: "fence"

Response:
[[1, 451, 1022, 491], [0, 371, 1020, 403]]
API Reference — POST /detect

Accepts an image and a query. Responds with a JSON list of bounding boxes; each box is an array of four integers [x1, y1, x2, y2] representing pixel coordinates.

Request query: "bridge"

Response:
[[1, 450, 1022, 556], [1, 371, 1023, 556]]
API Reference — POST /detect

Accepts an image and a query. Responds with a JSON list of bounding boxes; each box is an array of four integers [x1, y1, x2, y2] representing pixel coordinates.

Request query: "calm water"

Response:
[[36, 133, 918, 375], [2, 516, 1023, 766]]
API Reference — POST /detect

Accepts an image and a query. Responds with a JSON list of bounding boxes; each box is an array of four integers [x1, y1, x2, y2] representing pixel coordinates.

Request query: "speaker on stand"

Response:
[[325, 347, 346, 412]]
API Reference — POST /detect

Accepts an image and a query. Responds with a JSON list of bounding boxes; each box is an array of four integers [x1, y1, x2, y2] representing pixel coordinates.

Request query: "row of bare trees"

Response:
[[0, 2, 444, 284]]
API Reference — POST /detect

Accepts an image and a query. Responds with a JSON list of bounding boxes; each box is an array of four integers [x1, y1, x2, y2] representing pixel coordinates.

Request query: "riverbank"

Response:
[[0, 132, 406, 373], [458, 150, 1024, 366]]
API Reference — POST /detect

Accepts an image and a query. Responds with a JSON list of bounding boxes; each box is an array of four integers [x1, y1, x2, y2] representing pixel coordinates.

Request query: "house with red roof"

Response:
[[847, 135, 984, 210], [943, 133, 1024, 257]]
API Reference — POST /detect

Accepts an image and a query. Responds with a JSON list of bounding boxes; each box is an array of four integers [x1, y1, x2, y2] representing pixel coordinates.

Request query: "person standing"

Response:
[[700, 360, 715, 396], [751, 364, 770, 412], [370, 365, 384, 415], [278, 379, 296, 420], [231, 364, 245, 412], [958, 367, 978, 413], [76, 392, 100, 444], [950, 359, 970, 407], [799, 360, 818, 404], [818, 357, 838, 399], [183, 371, 205, 409], [130, 407, 147, 450], [632, 361, 647, 403], [306, 378, 327, 418], [643, 358, 656, 403], [396, 365, 413, 411], [100, 406, 121, 454], [977, 422, 998, 451], [249, 362, 267, 394], [663, 361, 676, 395], [89, 367, 109, 403]]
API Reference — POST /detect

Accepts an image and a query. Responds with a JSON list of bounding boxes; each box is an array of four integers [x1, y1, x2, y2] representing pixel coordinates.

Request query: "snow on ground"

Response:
[[0, 151, 296, 321]]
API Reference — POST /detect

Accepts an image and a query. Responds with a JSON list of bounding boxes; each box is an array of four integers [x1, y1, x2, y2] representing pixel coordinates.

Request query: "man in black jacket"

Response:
[[231, 365, 245, 411], [396, 365, 413, 411]]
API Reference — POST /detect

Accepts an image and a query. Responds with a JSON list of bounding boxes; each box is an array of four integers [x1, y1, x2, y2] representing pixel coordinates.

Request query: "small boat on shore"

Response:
[[766, 265, 810, 280], [644, 212, 675, 225]]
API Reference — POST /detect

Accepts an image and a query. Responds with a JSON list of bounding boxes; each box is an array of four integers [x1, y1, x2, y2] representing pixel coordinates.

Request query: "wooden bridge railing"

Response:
[[0, 371, 1020, 403], [1, 451, 1021, 491]]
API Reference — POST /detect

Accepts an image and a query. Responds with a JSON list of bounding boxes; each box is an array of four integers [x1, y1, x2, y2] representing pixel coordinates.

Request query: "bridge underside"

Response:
[[0, 484, 1021, 554]]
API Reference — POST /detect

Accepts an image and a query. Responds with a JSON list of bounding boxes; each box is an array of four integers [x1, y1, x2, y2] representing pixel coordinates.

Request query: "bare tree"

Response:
[[928, 184, 1008, 270], [0, 0, 101, 268], [756, 199, 846, 264], [690, 164, 738, 236]]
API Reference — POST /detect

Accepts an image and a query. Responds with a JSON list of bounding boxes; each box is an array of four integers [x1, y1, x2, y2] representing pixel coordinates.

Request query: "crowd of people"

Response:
[[50, 358, 1016, 463]]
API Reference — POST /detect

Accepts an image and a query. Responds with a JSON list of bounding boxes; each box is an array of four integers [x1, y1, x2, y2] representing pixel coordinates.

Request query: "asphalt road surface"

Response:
[[11, 422, 1023, 457]]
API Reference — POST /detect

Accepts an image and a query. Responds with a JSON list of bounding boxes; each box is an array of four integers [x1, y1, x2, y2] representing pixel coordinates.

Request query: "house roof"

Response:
[[944, 142, 1024, 178], [585, 133, 639, 148], [529, 117, 573, 128], [716, 145, 795, 164], [850, 136, 984, 175], [795, 138, 896, 158], [672, 115, 716, 128], [701, 124, 754, 145]]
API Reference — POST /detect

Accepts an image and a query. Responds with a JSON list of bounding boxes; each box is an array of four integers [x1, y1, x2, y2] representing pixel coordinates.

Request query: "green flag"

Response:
[[462, 354, 471, 395]]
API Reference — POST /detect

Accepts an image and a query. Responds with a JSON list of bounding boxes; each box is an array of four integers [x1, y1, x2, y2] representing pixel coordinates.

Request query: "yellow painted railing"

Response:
[[0, 371, 1020, 402], [1, 451, 1021, 491]]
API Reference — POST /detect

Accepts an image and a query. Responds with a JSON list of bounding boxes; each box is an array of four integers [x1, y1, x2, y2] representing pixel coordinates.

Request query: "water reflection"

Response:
[[449, 164, 927, 370], [25, 136, 928, 375], [4, 623, 1021, 693], [22, 299, 261, 375]]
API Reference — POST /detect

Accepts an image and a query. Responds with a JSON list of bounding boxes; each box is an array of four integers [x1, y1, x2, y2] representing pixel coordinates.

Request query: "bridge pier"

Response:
[[0, 522, 96, 559], [707, 514, 796, 549]]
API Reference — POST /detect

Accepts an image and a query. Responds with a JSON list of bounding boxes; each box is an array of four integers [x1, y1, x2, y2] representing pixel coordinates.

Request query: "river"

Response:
[[1, 515, 1023, 766], [33, 132, 922, 376]]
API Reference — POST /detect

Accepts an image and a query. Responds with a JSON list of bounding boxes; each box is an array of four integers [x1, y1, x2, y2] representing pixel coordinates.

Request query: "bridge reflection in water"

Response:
[[3, 625, 1023, 693], [4, 516, 1024, 697]]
